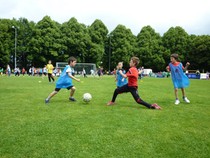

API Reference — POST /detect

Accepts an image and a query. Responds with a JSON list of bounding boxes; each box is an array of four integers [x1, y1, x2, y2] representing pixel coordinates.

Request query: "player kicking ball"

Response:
[[107, 57, 161, 110], [45, 57, 80, 103]]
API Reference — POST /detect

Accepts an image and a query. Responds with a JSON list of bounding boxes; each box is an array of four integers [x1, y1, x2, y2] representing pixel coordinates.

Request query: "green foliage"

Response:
[[88, 19, 109, 65], [0, 76, 210, 157], [0, 19, 13, 68], [137, 26, 165, 71], [189, 35, 210, 71], [0, 17, 209, 71], [108, 25, 137, 69], [162, 26, 190, 62]]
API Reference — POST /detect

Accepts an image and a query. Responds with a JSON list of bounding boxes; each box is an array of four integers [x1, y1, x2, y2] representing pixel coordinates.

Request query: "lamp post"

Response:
[[12, 26, 17, 69], [108, 34, 113, 73]]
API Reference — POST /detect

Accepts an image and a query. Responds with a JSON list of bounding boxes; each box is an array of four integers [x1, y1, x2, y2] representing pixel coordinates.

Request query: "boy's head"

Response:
[[117, 62, 123, 69], [48, 60, 52, 64], [170, 54, 179, 63], [130, 57, 139, 67], [68, 56, 77, 67]]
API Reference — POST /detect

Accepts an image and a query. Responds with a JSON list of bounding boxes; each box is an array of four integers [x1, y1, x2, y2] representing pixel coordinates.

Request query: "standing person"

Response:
[[39, 68, 43, 77], [43, 65, 47, 76], [90, 69, 95, 77], [97, 67, 103, 78], [14, 67, 20, 76], [82, 68, 87, 78], [107, 57, 161, 110], [22, 67, 26, 76], [7, 64, 11, 76], [0, 67, 3, 76], [46, 60, 55, 83], [31, 66, 35, 76], [138, 66, 144, 79], [28, 67, 32, 76], [45, 57, 80, 103], [166, 53, 190, 105], [206, 71, 209, 80], [115, 62, 128, 88]]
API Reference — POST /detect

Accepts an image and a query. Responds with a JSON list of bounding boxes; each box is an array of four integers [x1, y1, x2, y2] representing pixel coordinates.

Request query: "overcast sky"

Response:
[[1, 0, 210, 35]]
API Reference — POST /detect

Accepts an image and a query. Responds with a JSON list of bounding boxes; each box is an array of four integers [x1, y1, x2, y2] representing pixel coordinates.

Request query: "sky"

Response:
[[1, 0, 210, 35]]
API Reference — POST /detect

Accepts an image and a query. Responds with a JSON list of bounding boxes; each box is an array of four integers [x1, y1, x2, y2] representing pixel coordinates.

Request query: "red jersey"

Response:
[[126, 67, 138, 87]]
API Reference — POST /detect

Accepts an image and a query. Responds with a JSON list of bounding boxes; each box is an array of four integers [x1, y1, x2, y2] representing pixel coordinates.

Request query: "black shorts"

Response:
[[55, 86, 73, 92]]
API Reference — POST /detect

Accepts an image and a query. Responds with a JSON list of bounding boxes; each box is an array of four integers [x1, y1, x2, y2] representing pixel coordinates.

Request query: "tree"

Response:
[[15, 18, 35, 68], [189, 35, 210, 71], [87, 19, 109, 65], [162, 26, 190, 63], [61, 17, 92, 63], [137, 26, 165, 71], [0, 19, 14, 69], [106, 25, 137, 70], [30, 16, 63, 67]]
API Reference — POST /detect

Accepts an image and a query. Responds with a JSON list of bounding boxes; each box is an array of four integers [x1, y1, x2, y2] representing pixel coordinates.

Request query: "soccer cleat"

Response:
[[45, 99, 49, 104], [69, 97, 76, 102], [107, 101, 115, 106], [151, 103, 162, 110], [183, 97, 190, 103], [175, 99, 180, 105]]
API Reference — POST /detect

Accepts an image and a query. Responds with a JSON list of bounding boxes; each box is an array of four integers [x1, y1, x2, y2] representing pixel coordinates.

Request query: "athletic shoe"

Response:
[[69, 97, 76, 102], [45, 99, 49, 104], [175, 99, 180, 105], [151, 103, 162, 110], [183, 97, 190, 103], [107, 101, 115, 106]]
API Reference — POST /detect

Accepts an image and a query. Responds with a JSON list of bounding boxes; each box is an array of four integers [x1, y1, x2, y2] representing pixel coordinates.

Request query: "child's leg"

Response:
[[111, 85, 129, 102], [70, 86, 76, 98], [181, 88, 186, 97], [46, 90, 59, 101], [129, 87, 151, 108], [181, 88, 190, 103], [174, 88, 178, 99], [51, 74, 55, 81], [48, 73, 51, 82]]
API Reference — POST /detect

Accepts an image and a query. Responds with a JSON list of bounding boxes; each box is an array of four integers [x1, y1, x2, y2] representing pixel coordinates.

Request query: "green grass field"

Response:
[[0, 75, 210, 158]]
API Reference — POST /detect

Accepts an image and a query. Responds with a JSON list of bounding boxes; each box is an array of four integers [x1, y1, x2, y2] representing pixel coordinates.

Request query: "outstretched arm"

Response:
[[184, 62, 190, 71], [119, 70, 127, 78], [166, 66, 170, 72], [68, 73, 80, 82]]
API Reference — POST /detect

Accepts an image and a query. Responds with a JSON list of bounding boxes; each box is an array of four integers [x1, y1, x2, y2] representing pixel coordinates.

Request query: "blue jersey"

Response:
[[56, 65, 73, 88], [116, 69, 128, 87], [169, 62, 189, 88]]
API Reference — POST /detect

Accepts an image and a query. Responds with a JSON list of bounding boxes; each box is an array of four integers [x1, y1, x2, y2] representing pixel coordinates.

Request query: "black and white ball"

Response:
[[83, 93, 92, 102]]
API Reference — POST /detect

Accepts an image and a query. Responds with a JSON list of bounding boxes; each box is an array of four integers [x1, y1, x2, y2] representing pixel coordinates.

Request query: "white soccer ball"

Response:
[[83, 93, 92, 102]]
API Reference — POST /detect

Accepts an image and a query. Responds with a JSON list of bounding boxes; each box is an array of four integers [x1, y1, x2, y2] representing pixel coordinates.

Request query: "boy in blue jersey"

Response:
[[115, 62, 128, 88], [166, 54, 190, 105], [45, 57, 80, 103]]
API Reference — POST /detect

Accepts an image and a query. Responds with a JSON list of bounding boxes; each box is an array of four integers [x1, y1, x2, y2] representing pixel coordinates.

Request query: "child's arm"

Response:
[[119, 70, 127, 78], [138, 69, 143, 74], [68, 73, 80, 82], [166, 66, 170, 72], [184, 62, 190, 71]]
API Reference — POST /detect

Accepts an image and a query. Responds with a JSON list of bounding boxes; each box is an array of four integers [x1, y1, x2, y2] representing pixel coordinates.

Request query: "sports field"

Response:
[[0, 75, 210, 158]]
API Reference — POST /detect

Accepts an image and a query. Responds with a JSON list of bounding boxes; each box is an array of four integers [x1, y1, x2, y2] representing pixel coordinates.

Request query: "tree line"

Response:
[[0, 16, 210, 72]]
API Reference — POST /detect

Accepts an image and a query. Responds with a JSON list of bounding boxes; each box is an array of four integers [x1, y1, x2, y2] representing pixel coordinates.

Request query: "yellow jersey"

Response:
[[46, 64, 54, 74]]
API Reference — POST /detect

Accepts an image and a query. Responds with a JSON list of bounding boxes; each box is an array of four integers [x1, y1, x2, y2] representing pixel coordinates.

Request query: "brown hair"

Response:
[[68, 56, 77, 64], [131, 57, 140, 66], [170, 54, 179, 61]]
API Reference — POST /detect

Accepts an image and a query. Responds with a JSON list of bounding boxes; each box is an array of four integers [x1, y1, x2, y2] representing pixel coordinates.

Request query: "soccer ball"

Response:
[[83, 93, 92, 102]]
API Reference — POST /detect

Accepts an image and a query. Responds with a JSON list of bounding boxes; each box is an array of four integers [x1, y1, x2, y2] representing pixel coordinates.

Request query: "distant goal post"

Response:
[[56, 62, 97, 75]]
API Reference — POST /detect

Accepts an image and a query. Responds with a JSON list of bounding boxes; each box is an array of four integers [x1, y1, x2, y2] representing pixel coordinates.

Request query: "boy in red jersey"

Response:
[[107, 57, 161, 110]]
